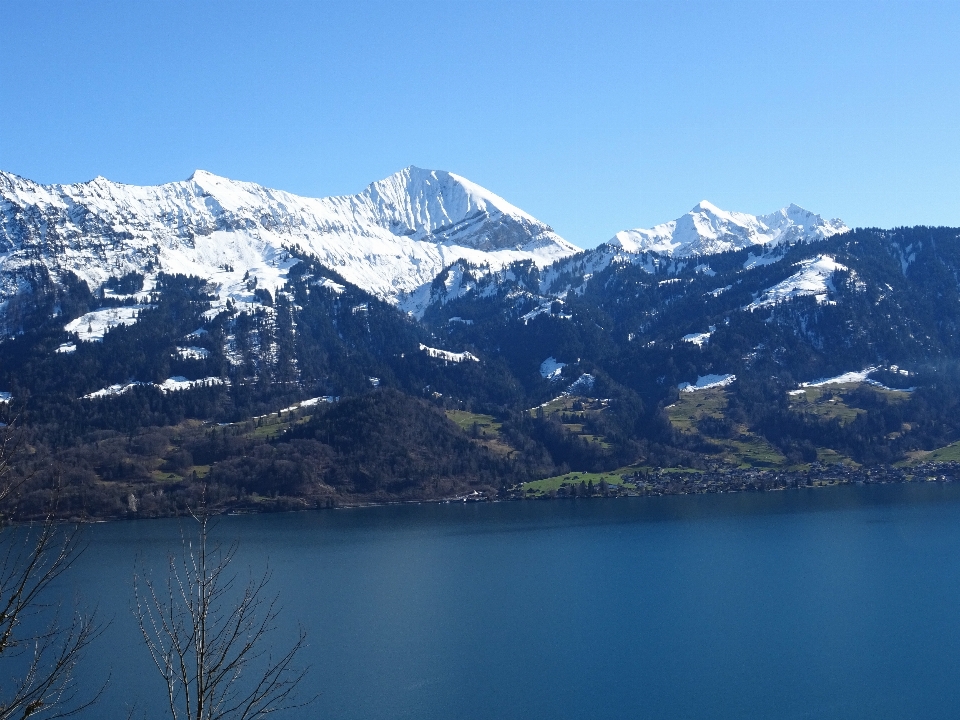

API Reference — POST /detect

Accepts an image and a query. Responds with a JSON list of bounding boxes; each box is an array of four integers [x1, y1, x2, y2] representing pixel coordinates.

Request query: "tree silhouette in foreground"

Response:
[[0, 419, 101, 719], [134, 509, 310, 719]]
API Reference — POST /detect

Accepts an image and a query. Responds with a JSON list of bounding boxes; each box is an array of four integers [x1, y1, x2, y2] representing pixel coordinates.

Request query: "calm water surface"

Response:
[[56, 484, 960, 718]]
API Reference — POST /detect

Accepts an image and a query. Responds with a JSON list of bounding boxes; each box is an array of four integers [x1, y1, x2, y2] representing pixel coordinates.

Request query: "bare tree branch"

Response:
[[134, 501, 312, 719], [0, 419, 104, 719]]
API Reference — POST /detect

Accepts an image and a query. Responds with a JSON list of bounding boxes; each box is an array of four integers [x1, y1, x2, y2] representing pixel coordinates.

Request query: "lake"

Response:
[[50, 483, 960, 718]]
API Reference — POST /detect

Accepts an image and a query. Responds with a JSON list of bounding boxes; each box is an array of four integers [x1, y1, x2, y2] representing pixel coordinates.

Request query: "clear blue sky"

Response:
[[3, 1, 959, 247]]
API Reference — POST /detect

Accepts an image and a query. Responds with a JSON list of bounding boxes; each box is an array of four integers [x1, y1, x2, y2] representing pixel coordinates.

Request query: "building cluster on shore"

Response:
[[509, 462, 960, 500]]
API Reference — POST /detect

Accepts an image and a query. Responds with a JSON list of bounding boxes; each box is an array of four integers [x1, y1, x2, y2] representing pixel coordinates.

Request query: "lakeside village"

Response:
[[502, 461, 960, 501]]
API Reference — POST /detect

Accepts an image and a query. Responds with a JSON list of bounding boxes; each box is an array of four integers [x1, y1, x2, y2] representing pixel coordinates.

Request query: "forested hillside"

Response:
[[4, 224, 960, 518]]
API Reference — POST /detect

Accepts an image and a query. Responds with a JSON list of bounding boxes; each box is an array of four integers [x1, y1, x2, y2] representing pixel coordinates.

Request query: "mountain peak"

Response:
[[362, 166, 551, 239], [611, 202, 848, 257], [693, 200, 723, 214], [0, 165, 576, 314], [188, 169, 220, 182], [186, 169, 246, 191]]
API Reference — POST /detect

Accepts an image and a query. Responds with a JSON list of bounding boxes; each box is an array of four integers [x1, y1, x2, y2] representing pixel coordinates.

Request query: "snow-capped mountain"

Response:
[[0, 166, 577, 319], [611, 201, 848, 257], [408, 201, 850, 318]]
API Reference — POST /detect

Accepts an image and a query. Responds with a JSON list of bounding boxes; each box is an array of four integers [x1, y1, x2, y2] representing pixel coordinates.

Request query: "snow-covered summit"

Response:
[[0, 167, 577, 317], [611, 201, 848, 257], [363, 166, 546, 247]]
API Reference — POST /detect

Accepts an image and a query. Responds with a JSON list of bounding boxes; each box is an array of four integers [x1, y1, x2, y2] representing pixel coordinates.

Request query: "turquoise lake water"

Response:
[[51, 484, 960, 718]]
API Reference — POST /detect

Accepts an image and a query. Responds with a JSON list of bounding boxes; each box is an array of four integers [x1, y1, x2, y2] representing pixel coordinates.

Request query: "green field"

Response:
[[902, 439, 960, 465], [531, 395, 581, 417], [521, 467, 637, 495], [446, 409, 513, 456], [789, 382, 910, 426], [525, 394, 617, 450], [664, 388, 727, 432], [666, 388, 788, 468], [663, 385, 881, 469], [140, 413, 312, 484], [724, 436, 787, 468], [247, 410, 315, 439], [788, 385, 866, 425], [815, 448, 859, 466], [150, 470, 185, 483], [447, 409, 502, 434]]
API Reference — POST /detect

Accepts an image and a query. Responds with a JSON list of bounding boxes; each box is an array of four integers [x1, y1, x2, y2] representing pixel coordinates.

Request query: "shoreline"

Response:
[[16, 459, 960, 526], [513, 461, 960, 500]]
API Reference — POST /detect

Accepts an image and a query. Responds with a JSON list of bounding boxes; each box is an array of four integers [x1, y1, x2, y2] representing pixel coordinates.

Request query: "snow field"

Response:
[[788, 368, 913, 395], [82, 376, 226, 400], [64, 305, 154, 342], [176, 346, 210, 360], [678, 374, 736, 392], [745, 255, 848, 311], [419, 344, 479, 363], [540, 357, 566, 380], [681, 326, 716, 347]]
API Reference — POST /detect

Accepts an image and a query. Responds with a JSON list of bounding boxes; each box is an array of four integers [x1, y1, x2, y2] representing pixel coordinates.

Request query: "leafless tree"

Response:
[[0, 415, 102, 719], [134, 510, 310, 720]]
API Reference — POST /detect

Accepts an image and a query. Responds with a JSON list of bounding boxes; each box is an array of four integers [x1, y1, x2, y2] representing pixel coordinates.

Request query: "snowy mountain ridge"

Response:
[[0, 163, 849, 329], [611, 201, 848, 257], [0, 166, 577, 321], [408, 200, 850, 320]]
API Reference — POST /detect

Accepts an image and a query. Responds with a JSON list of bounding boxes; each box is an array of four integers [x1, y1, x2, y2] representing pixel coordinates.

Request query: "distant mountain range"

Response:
[[0, 166, 574, 320], [5, 165, 960, 519], [611, 200, 847, 256], [0, 167, 844, 322]]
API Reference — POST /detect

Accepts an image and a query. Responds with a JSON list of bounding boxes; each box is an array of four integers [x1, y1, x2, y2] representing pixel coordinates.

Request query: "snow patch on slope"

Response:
[[315, 278, 345, 294], [681, 326, 716, 347], [788, 369, 914, 395], [64, 305, 154, 342], [745, 255, 847, 311], [679, 374, 736, 392], [176, 346, 210, 360], [279, 396, 339, 413], [799, 368, 878, 388], [82, 376, 226, 399], [533, 373, 598, 410], [157, 376, 224, 392], [565, 373, 595, 395], [540, 357, 566, 380], [419, 343, 479, 363]]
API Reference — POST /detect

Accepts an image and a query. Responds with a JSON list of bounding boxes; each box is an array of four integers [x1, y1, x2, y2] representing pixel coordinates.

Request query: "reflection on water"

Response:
[[48, 483, 960, 719]]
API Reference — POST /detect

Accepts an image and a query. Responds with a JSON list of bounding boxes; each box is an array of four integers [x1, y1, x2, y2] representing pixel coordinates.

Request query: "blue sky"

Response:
[[3, 1, 959, 248]]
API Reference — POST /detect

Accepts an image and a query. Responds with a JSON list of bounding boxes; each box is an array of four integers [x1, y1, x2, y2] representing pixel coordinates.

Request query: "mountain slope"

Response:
[[13, 163, 960, 519], [0, 166, 577, 324], [409, 200, 849, 316], [5, 217, 960, 518]]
